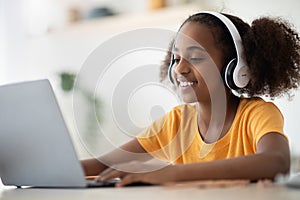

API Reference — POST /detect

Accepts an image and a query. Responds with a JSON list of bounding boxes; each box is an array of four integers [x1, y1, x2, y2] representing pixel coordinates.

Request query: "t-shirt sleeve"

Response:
[[248, 101, 287, 150], [136, 106, 182, 162]]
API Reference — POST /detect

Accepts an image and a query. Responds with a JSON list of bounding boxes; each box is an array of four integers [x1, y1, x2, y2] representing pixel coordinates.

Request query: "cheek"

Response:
[[194, 63, 223, 86]]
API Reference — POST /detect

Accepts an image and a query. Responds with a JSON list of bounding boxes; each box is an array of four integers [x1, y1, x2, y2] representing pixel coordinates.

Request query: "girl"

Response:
[[82, 11, 300, 187]]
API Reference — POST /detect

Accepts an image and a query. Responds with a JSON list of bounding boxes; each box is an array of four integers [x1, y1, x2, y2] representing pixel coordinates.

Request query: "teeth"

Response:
[[178, 81, 195, 87]]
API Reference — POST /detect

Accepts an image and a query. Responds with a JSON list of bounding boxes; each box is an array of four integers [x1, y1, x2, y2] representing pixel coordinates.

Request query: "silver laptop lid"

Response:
[[0, 79, 86, 187]]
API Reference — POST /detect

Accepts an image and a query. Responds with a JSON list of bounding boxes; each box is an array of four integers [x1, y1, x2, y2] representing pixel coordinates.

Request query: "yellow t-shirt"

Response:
[[137, 97, 286, 164]]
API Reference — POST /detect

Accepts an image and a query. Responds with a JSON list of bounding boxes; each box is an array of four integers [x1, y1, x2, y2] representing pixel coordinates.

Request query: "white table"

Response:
[[0, 184, 299, 200]]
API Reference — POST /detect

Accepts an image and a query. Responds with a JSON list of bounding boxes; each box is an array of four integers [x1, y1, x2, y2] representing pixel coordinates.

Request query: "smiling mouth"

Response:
[[177, 80, 198, 87]]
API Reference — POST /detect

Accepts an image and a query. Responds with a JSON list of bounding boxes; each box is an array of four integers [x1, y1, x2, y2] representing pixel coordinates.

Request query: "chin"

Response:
[[181, 97, 198, 104]]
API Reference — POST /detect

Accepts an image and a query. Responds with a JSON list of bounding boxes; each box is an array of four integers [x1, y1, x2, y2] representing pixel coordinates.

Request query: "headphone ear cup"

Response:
[[224, 59, 238, 90], [168, 54, 175, 84]]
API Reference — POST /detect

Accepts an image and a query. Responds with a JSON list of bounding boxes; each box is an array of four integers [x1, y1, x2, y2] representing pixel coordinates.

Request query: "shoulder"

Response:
[[239, 97, 272, 107], [237, 97, 284, 137], [146, 104, 196, 131], [236, 98, 286, 148], [162, 104, 197, 128], [238, 97, 283, 118], [138, 104, 197, 140]]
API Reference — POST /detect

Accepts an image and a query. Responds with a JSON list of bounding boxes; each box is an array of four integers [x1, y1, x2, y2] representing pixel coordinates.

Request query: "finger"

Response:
[[98, 167, 115, 178], [97, 169, 126, 182], [94, 168, 113, 182], [94, 168, 111, 182], [116, 174, 140, 187]]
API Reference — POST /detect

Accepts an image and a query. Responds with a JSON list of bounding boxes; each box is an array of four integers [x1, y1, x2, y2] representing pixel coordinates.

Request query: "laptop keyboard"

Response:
[[86, 178, 153, 187], [86, 178, 120, 187]]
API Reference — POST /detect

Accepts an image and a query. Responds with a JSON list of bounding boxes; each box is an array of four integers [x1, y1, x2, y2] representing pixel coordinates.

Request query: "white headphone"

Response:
[[168, 11, 250, 90]]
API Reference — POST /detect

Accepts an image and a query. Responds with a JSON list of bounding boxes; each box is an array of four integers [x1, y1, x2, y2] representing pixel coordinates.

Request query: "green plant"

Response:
[[58, 71, 103, 128]]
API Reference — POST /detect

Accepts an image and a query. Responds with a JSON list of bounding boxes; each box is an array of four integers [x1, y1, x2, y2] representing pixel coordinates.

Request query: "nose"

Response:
[[174, 59, 191, 76]]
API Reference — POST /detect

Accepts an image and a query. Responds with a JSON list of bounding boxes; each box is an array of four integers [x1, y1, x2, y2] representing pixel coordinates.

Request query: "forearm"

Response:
[[81, 138, 151, 176], [81, 158, 108, 176], [173, 152, 290, 182]]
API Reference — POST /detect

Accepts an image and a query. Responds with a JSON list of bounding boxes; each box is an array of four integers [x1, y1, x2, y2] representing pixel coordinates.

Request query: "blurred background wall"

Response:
[[1, 0, 300, 174]]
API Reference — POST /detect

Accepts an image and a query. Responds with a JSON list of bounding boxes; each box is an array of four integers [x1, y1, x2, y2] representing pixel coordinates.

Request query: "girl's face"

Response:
[[172, 22, 226, 103]]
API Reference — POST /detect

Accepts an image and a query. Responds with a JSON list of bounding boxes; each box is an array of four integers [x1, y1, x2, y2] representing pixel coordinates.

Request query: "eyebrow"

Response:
[[173, 45, 206, 53]]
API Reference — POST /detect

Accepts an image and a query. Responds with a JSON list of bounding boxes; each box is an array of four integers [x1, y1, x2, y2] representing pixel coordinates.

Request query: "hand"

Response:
[[95, 161, 178, 187]]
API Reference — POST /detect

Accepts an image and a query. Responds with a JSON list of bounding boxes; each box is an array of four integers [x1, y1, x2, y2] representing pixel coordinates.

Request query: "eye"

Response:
[[190, 57, 204, 62]]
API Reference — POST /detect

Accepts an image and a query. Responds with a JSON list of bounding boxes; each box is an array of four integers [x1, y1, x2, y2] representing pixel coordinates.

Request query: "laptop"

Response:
[[286, 173, 300, 188], [0, 79, 119, 188]]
